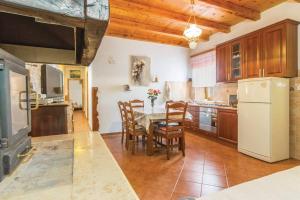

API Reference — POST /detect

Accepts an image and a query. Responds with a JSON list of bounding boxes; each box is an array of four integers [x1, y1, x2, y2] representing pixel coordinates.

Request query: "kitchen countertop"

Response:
[[188, 103, 238, 111], [0, 132, 139, 200]]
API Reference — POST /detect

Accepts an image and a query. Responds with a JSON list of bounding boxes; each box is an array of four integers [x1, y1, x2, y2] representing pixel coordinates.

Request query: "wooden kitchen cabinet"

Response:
[[243, 32, 261, 78], [229, 40, 243, 81], [217, 109, 238, 144], [216, 19, 298, 83], [216, 44, 230, 83], [216, 39, 244, 83], [262, 21, 298, 77], [186, 105, 199, 131]]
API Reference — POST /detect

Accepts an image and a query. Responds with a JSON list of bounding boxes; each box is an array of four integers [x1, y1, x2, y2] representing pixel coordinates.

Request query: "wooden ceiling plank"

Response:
[[199, 0, 260, 20], [110, 17, 209, 41], [110, 0, 230, 33], [107, 24, 189, 47]]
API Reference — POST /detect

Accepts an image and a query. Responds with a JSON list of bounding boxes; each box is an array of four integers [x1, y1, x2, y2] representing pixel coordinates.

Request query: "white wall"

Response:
[[191, 1, 300, 70], [89, 36, 189, 133]]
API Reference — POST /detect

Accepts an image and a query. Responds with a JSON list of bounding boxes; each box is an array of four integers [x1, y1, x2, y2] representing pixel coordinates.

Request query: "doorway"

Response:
[[68, 79, 83, 110]]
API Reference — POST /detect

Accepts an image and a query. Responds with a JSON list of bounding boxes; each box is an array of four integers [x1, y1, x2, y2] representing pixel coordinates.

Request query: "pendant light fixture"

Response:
[[183, 0, 202, 49]]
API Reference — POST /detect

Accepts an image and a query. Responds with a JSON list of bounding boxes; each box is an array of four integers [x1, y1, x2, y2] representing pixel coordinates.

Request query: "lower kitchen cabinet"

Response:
[[217, 109, 238, 143], [186, 105, 199, 130]]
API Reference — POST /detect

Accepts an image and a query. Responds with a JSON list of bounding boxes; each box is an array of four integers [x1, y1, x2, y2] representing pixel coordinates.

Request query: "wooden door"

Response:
[[216, 44, 230, 83], [229, 40, 243, 81], [217, 109, 237, 143], [244, 32, 261, 78], [262, 23, 286, 77]]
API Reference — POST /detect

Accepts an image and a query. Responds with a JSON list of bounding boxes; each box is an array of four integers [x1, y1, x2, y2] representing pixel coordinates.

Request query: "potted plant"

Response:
[[147, 89, 161, 108]]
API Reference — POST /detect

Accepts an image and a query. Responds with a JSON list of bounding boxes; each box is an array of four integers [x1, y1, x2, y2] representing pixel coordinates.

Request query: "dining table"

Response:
[[134, 106, 192, 156]]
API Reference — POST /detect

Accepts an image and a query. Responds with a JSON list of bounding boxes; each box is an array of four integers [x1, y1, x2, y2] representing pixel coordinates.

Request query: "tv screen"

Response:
[[41, 65, 64, 98]]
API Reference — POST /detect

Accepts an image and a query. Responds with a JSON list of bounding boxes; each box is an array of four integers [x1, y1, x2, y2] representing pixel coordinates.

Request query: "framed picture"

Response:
[[70, 70, 81, 78], [131, 56, 151, 86]]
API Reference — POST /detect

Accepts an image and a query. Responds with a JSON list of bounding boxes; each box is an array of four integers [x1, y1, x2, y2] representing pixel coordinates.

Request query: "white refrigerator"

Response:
[[238, 77, 289, 163]]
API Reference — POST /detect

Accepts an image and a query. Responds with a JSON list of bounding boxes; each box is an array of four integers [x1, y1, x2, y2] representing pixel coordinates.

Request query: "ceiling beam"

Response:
[[110, 0, 230, 33], [109, 17, 210, 41], [106, 24, 189, 47], [199, 0, 260, 20], [0, 1, 85, 28]]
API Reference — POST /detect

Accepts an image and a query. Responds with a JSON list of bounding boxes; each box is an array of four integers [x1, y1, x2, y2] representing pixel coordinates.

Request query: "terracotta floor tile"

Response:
[[202, 174, 228, 188], [201, 184, 224, 196], [171, 192, 198, 200], [183, 161, 204, 173], [174, 180, 202, 197], [103, 131, 300, 199], [179, 170, 203, 183]]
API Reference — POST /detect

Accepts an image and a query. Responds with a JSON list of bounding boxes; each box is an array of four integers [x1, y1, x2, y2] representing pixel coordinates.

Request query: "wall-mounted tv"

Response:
[[41, 65, 64, 98]]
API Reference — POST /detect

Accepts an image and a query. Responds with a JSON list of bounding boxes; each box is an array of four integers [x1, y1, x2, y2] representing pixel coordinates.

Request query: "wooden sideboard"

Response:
[[216, 19, 298, 83], [30, 103, 70, 137]]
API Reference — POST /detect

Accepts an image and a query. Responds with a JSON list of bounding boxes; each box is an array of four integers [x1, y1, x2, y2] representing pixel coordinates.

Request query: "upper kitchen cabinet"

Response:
[[216, 44, 230, 83], [216, 19, 298, 83], [262, 20, 298, 78], [216, 39, 244, 83], [243, 32, 261, 78], [229, 40, 243, 81]]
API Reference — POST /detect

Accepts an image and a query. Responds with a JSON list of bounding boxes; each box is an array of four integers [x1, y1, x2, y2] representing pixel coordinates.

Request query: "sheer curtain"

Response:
[[191, 50, 216, 88]]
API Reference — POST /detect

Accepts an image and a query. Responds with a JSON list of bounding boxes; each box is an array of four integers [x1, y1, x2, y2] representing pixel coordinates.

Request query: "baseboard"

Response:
[[100, 132, 122, 137]]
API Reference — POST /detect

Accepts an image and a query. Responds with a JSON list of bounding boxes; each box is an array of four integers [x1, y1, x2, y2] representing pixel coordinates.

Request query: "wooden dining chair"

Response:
[[124, 102, 147, 154], [117, 101, 127, 145], [154, 101, 188, 159], [129, 99, 144, 108]]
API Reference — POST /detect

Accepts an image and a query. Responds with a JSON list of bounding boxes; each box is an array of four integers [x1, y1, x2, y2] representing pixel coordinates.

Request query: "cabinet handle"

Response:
[[262, 68, 265, 77], [259, 69, 261, 77]]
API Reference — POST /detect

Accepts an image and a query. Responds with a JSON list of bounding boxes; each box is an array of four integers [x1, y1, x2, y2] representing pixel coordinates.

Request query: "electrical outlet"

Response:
[[295, 84, 300, 91]]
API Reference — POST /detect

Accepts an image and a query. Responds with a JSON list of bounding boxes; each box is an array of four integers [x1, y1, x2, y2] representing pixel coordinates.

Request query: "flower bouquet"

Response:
[[147, 89, 161, 108]]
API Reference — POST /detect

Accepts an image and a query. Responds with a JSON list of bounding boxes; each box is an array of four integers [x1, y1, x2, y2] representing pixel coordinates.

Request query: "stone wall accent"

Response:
[[290, 77, 300, 159]]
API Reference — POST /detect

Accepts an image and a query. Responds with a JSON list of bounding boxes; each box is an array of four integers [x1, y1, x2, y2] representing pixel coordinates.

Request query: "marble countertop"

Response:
[[188, 103, 238, 111], [0, 132, 139, 200]]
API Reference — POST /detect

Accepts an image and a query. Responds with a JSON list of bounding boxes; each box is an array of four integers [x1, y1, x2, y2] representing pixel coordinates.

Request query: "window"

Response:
[[191, 50, 216, 87]]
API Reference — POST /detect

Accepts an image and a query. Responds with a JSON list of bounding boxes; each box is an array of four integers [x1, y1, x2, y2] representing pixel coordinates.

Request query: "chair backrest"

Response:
[[124, 102, 136, 133], [117, 101, 126, 123], [165, 101, 188, 132], [129, 99, 144, 108]]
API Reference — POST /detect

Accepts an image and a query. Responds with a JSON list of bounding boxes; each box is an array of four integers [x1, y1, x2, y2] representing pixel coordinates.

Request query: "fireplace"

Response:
[[0, 48, 32, 181]]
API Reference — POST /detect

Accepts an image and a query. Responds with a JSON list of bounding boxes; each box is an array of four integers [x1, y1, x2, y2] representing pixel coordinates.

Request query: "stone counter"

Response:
[[0, 132, 139, 200]]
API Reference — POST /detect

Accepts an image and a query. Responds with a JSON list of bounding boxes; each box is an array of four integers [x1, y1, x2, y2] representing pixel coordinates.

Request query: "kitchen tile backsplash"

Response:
[[194, 82, 238, 104]]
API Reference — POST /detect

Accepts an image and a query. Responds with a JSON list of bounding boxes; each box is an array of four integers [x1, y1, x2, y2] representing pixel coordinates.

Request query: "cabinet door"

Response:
[[262, 24, 286, 77], [229, 40, 243, 81], [217, 110, 237, 143], [216, 45, 230, 83], [244, 32, 261, 78]]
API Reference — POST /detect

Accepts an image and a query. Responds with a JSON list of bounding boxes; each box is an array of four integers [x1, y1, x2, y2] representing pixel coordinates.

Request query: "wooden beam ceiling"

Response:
[[110, 0, 230, 33], [107, 23, 189, 47], [198, 0, 260, 20], [110, 17, 210, 40]]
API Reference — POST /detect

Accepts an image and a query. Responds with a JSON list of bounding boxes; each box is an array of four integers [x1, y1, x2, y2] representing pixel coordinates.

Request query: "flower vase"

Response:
[[151, 98, 155, 108]]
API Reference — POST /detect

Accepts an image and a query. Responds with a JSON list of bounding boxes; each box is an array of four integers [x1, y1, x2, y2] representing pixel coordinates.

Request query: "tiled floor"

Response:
[[103, 132, 300, 200]]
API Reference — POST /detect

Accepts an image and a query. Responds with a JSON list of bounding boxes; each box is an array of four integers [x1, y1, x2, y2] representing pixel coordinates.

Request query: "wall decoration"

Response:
[[131, 56, 151, 86], [70, 70, 81, 78]]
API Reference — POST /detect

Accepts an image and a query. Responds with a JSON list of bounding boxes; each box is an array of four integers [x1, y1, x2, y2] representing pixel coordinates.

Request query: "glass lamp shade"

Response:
[[184, 24, 202, 39], [189, 41, 198, 49]]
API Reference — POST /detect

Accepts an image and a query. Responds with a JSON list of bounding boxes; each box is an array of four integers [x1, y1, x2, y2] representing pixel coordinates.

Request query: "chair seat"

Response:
[[155, 126, 183, 136], [158, 121, 179, 126]]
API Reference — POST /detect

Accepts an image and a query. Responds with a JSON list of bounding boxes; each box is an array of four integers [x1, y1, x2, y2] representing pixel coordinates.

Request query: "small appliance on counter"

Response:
[[238, 77, 289, 163], [228, 94, 238, 108]]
